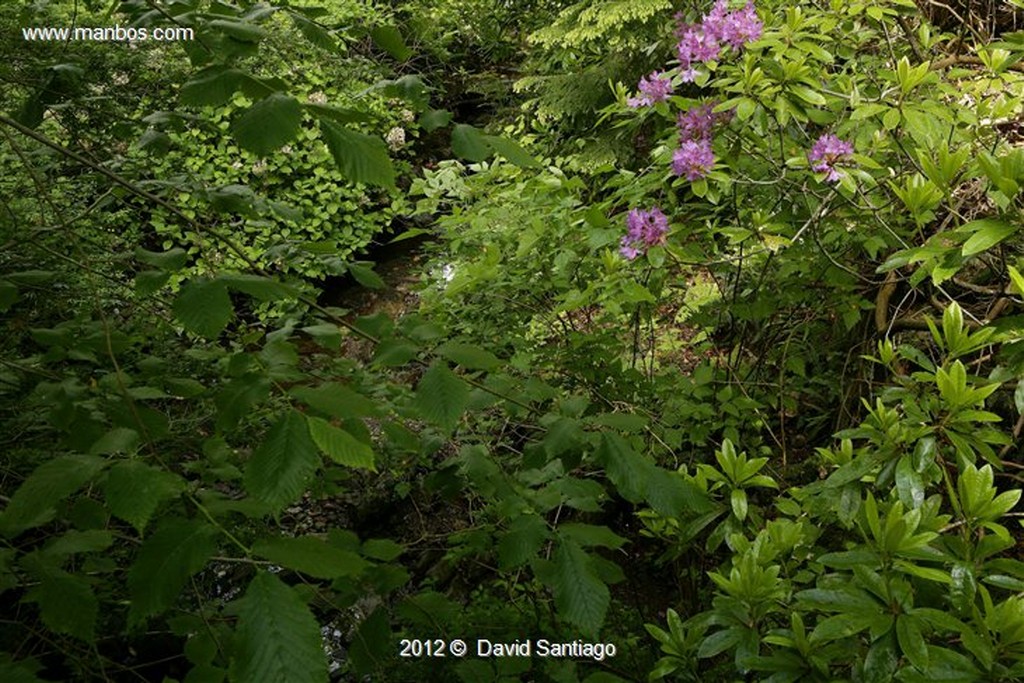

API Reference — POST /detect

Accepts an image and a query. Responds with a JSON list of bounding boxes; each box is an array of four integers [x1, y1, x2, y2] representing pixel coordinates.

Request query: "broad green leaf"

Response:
[[209, 19, 266, 43], [231, 93, 303, 156], [290, 14, 336, 51], [545, 540, 609, 635], [253, 536, 369, 578], [135, 247, 188, 271], [959, 219, 1016, 256], [104, 461, 186, 535], [218, 274, 296, 301], [43, 529, 114, 556], [419, 109, 452, 132], [596, 433, 646, 502], [646, 466, 714, 516], [320, 121, 396, 188], [128, 519, 217, 625], [413, 362, 469, 433], [697, 628, 742, 658], [498, 515, 549, 569], [558, 523, 626, 549], [174, 279, 233, 339], [244, 410, 321, 511], [24, 570, 96, 641], [361, 539, 404, 561], [482, 134, 541, 168], [229, 571, 328, 683], [0, 455, 107, 537], [369, 25, 411, 61], [306, 416, 376, 470], [348, 263, 385, 289], [216, 374, 272, 431], [897, 616, 930, 669], [0, 654, 45, 682], [0, 281, 19, 311], [436, 342, 501, 371], [180, 67, 244, 107], [290, 383, 379, 419], [451, 124, 491, 162]]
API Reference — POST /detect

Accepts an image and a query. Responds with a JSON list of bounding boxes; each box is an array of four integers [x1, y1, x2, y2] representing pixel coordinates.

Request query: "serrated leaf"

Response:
[[0, 455, 107, 538], [320, 121, 396, 189], [24, 570, 96, 641], [218, 274, 296, 301], [436, 342, 501, 371], [290, 383, 379, 419], [209, 19, 266, 43], [105, 461, 186, 535], [362, 539, 404, 561], [229, 571, 328, 683], [305, 416, 375, 470], [646, 466, 714, 516], [135, 247, 188, 271], [216, 374, 272, 431], [348, 263, 385, 289], [244, 410, 321, 511], [369, 25, 411, 61], [43, 529, 114, 556], [174, 279, 233, 339], [546, 540, 609, 635], [498, 516, 549, 569], [959, 219, 1016, 256], [290, 14, 336, 51], [596, 433, 646, 502], [128, 519, 217, 625], [253, 536, 369, 578], [482, 134, 541, 168], [558, 523, 626, 549], [231, 93, 302, 156], [180, 67, 244, 107], [419, 109, 451, 132], [413, 362, 469, 433], [451, 124, 491, 162]]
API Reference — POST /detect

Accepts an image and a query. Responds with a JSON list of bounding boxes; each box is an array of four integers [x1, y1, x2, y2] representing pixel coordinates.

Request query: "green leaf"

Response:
[[958, 219, 1016, 256], [253, 536, 369, 579], [244, 410, 321, 512], [24, 570, 96, 641], [558, 523, 626, 549], [135, 247, 188, 271], [498, 516, 549, 570], [216, 374, 272, 431], [305, 416, 376, 470], [413, 362, 470, 433], [419, 109, 452, 132], [320, 121, 396, 189], [229, 571, 328, 683], [180, 67, 245, 107], [451, 124, 491, 162], [0, 281, 19, 311], [482, 134, 541, 168], [361, 539, 404, 561], [0, 455, 107, 538], [596, 433, 646, 502], [290, 383, 379, 419], [43, 529, 114, 556], [231, 93, 303, 157], [369, 25, 411, 61], [897, 616, 930, 669], [128, 519, 217, 625], [290, 14, 336, 51], [174, 279, 233, 339], [219, 274, 296, 301], [348, 263, 385, 289], [0, 654, 45, 682], [436, 342, 502, 371], [209, 19, 266, 43], [545, 540, 609, 635], [105, 461, 186, 535]]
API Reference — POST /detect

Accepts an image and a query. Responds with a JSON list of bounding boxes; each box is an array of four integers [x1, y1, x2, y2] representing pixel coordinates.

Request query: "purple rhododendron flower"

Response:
[[628, 71, 673, 107], [675, 1, 762, 78], [808, 133, 854, 182], [620, 207, 669, 260], [677, 102, 732, 142], [673, 140, 715, 180]]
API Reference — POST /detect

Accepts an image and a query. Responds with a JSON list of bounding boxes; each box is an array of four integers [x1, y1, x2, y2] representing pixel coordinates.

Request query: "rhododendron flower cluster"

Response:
[[673, 140, 715, 180], [628, 71, 673, 107], [676, 0, 762, 81], [808, 133, 854, 182], [620, 207, 669, 260]]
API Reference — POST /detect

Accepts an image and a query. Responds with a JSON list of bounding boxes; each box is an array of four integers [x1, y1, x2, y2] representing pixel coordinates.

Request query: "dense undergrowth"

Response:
[[2, 0, 1024, 681]]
